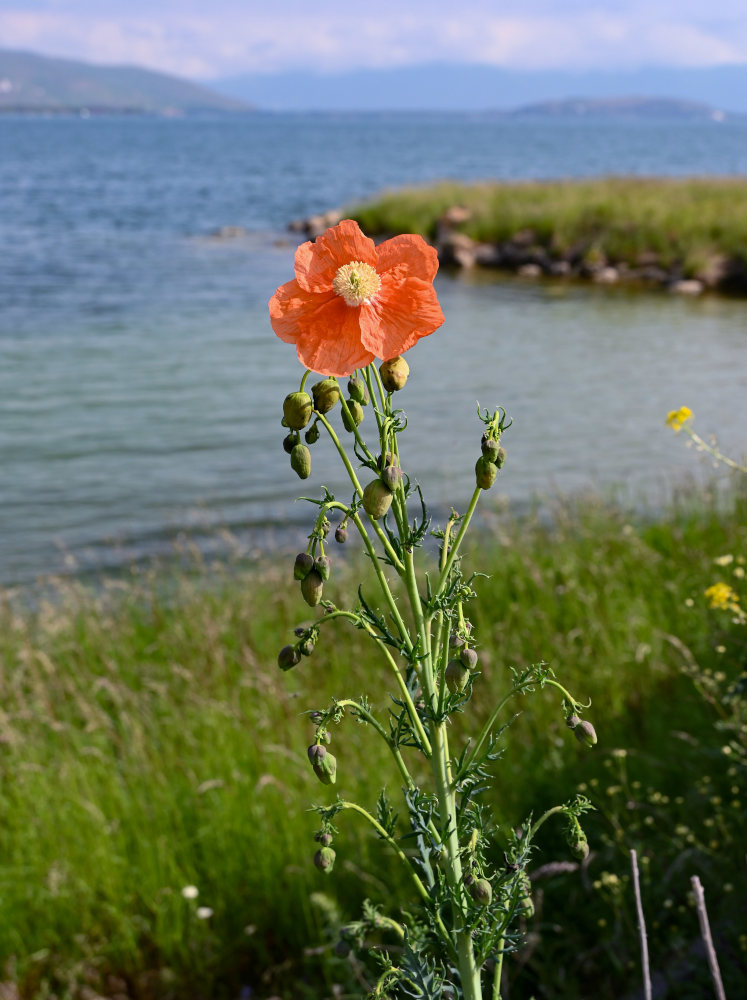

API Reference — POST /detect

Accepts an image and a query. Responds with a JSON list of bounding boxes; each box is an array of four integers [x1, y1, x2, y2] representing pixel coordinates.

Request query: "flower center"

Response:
[[332, 261, 381, 306]]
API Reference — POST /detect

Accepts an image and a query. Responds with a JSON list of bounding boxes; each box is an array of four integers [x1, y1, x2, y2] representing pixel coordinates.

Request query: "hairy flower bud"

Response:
[[449, 633, 466, 649], [495, 446, 507, 469], [565, 714, 581, 730], [314, 846, 336, 873], [574, 720, 597, 748], [566, 818, 589, 860], [283, 391, 313, 430], [363, 479, 393, 520], [341, 400, 364, 432], [283, 432, 298, 454], [278, 645, 301, 671], [319, 832, 333, 847], [460, 647, 478, 669], [305, 422, 320, 445], [312, 378, 340, 414], [312, 750, 337, 785], [294, 552, 314, 580], [314, 555, 331, 581], [299, 637, 315, 656], [347, 374, 368, 405], [290, 443, 311, 479], [376, 452, 399, 471], [301, 569, 324, 607], [308, 743, 327, 763], [481, 434, 501, 463], [470, 878, 492, 907], [335, 525, 348, 544], [381, 464, 403, 492], [475, 456, 497, 490], [379, 356, 409, 392], [445, 659, 470, 693]]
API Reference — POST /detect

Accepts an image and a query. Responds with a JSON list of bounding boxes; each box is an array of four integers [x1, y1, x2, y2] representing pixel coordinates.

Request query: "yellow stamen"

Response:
[[332, 261, 381, 306]]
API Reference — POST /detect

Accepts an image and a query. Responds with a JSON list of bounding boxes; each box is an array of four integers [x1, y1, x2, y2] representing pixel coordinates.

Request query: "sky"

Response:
[[1, 0, 746, 81]]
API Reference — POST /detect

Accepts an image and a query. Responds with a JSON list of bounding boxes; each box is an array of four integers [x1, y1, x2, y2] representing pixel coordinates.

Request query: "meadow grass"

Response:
[[348, 176, 747, 277], [0, 484, 745, 998]]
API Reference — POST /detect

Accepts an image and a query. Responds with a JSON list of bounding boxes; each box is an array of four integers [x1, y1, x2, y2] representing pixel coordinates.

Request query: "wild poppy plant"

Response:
[[269, 219, 444, 376]]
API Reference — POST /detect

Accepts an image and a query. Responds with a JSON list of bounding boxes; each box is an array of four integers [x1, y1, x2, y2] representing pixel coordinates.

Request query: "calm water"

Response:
[[1, 114, 746, 585]]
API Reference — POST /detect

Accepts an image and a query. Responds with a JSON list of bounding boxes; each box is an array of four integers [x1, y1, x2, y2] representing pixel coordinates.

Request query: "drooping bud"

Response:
[[283, 391, 313, 430], [495, 446, 506, 469], [381, 465, 402, 492], [460, 647, 478, 670], [566, 818, 589, 860], [518, 872, 534, 919], [376, 452, 399, 471], [470, 878, 493, 907], [308, 743, 327, 764], [278, 645, 301, 671], [379, 356, 409, 392], [314, 555, 331, 581], [314, 847, 336, 873], [449, 633, 465, 650], [335, 525, 348, 544], [565, 714, 581, 730], [305, 422, 321, 445], [341, 400, 364, 432], [481, 434, 501, 463], [445, 659, 470, 693], [312, 751, 337, 785], [290, 443, 311, 479], [283, 432, 298, 454], [294, 552, 314, 580], [475, 456, 497, 490], [299, 637, 315, 656], [312, 378, 340, 414], [347, 374, 367, 405], [301, 569, 324, 607], [363, 480, 393, 520], [319, 832, 333, 847], [574, 720, 597, 748]]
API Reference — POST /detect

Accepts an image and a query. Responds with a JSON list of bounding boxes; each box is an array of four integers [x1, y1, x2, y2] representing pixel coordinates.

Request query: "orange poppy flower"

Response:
[[269, 219, 444, 377]]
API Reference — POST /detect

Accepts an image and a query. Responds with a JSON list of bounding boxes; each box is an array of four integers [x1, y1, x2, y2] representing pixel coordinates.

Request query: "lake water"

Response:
[[1, 114, 746, 585]]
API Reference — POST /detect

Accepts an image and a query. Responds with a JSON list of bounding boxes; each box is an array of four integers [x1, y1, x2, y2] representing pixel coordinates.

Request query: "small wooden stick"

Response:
[[631, 849, 652, 1000], [690, 875, 727, 1000]]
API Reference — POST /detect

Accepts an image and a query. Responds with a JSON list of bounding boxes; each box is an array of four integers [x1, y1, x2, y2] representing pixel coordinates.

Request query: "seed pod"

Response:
[[299, 638, 315, 656], [335, 525, 348, 544], [283, 391, 313, 430], [312, 378, 340, 414], [282, 432, 298, 454], [341, 400, 364, 432], [347, 374, 367, 404], [481, 434, 501, 462], [305, 422, 320, 445], [314, 555, 331, 581], [381, 464, 402, 492], [574, 720, 597, 748], [312, 751, 337, 785], [301, 569, 324, 607], [470, 878, 493, 907], [308, 743, 327, 763], [379, 356, 409, 392], [495, 446, 506, 469], [475, 456, 497, 490], [518, 872, 534, 918], [363, 480, 393, 520], [314, 846, 336, 873], [290, 443, 311, 479], [460, 647, 478, 670], [278, 645, 301, 671], [445, 659, 470, 693], [294, 552, 314, 580]]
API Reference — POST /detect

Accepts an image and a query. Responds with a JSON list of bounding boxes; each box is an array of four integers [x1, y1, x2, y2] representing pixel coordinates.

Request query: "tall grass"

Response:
[[0, 484, 745, 998]]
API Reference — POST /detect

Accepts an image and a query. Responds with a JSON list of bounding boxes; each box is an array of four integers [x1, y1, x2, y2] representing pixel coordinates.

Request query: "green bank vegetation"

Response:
[[0, 486, 745, 998], [349, 177, 747, 289]]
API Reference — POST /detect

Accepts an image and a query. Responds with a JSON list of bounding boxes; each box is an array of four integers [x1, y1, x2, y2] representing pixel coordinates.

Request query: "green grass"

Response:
[[0, 485, 745, 998], [348, 177, 747, 277]]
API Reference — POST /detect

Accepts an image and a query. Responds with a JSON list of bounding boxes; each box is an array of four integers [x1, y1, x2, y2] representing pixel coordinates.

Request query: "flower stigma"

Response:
[[332, 261, 381, 306]]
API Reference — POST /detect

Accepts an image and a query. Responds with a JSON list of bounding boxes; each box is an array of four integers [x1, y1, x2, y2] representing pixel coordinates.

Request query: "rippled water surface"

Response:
[[1, 114, 746, 584]]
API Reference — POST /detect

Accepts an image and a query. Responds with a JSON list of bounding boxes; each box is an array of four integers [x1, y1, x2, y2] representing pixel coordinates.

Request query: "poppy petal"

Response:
[[296, 297, 376, 377], [295, 220, 377, 294], [359, 276, 445, 360], [375, 234, 440, 283], [269, 279, 337, 344]]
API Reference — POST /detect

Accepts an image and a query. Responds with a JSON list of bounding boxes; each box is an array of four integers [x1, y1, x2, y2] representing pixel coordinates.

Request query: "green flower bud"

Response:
[[379, 356, 409, 392], [283, 432, 299, 454], [290, 443, 311, 479], [299, 638, 315, 656], [312, 378, 340, 414], [283, 391, 313, 430], [312, 751, 337, 785], [308, 743, 326, 764], [445, 659, 470, 693], [305, 422, 321, 445], [566, 818, 589, 860], [381, 465, 402, 492], [475, 456, 497, 490], [460, 647, 478, 669], [481, 434, 501, 462], [574, 720, 597, 748], [314, 555, 331, 581], [341, 400, 364, 432], [347, 374, 367, 404], [314, 846, 336, 873], [278, 645, 301, 671], [565, 714, 581, 730], [294, 552, 314, 580], [518, 872, 534, 919], [470, 878, 492, 907], [301, 569, 324, 607], [495, 446, 506, 469], [335, 525, 348, 544], [363, 479, 393, 520]]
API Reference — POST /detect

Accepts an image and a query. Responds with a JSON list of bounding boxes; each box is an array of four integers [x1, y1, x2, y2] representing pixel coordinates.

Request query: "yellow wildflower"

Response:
[[704, 582, 740, 612], [666, 406, 693, 432]]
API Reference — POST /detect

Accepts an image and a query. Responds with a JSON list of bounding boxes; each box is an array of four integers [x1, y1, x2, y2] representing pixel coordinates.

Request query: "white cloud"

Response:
[[0, 4, 745, 77]]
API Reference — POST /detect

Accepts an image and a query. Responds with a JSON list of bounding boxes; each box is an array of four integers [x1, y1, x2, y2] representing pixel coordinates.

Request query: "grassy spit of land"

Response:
[[342, 177, 747, 294], [0, 485, 745, 999]]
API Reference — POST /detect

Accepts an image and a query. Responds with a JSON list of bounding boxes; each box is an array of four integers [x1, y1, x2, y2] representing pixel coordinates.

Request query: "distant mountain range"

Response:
[[0, 49, 252, 114]]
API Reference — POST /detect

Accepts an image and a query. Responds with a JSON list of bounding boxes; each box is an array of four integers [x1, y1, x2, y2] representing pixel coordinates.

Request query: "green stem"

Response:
[[300, 369, 311, 392], [492, 947, 504, 1000], [335, 699, 418, 789], [348, 511, 412, 653], [436, 486, 482, 593], [458, 685, 523, 780], [529, 804, 567, 839]]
